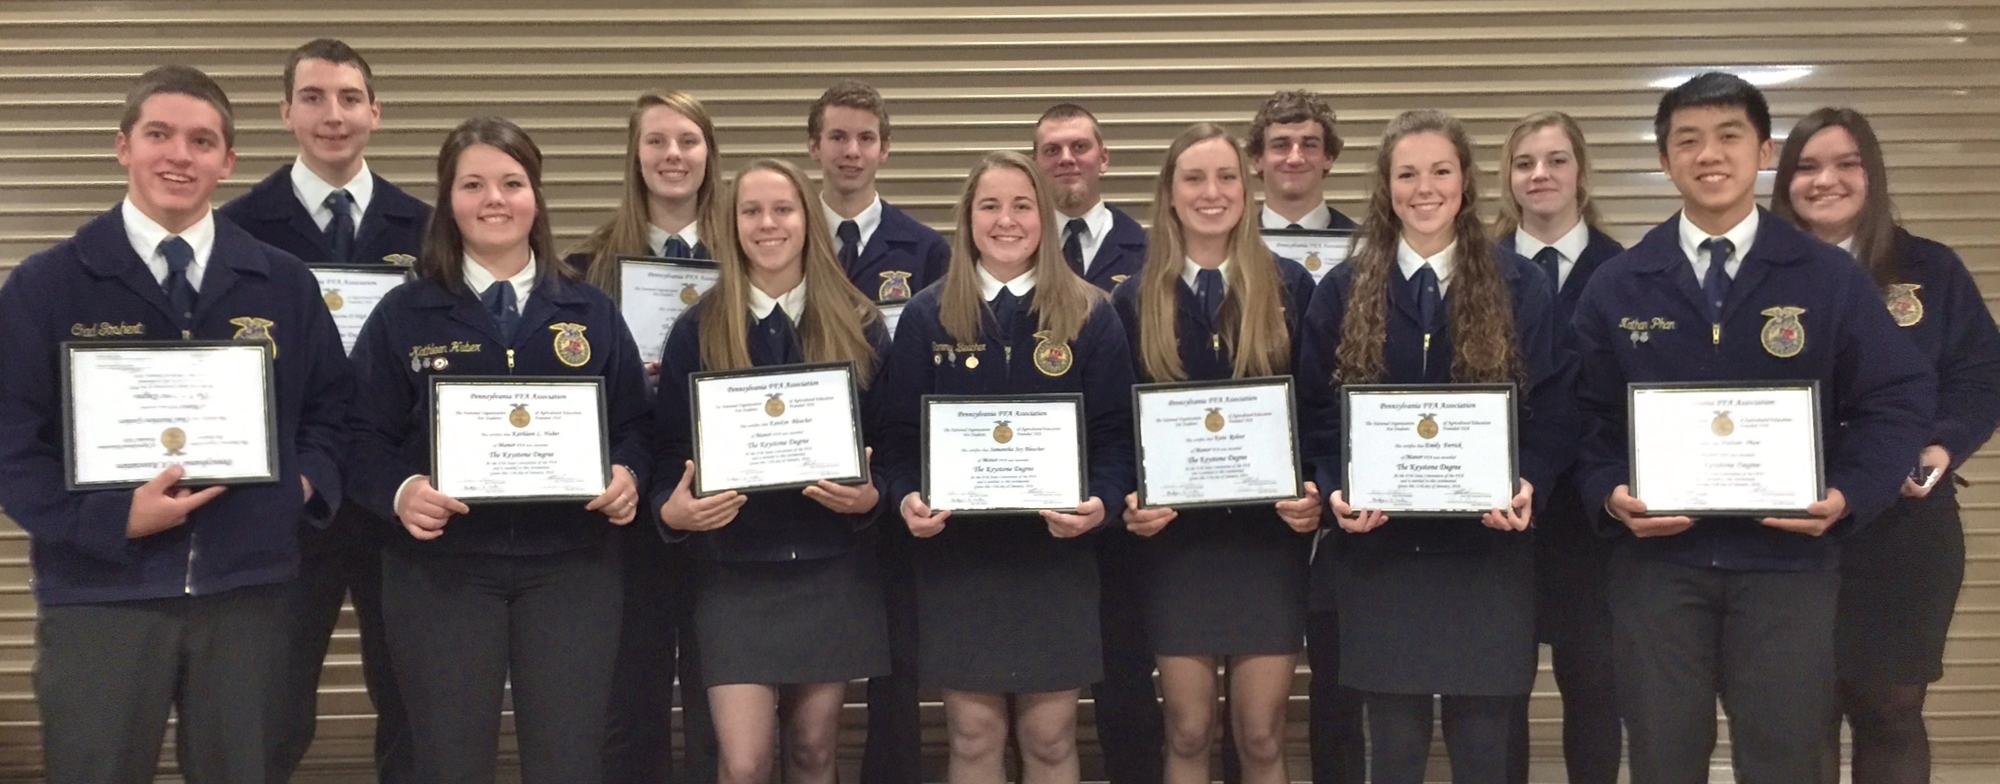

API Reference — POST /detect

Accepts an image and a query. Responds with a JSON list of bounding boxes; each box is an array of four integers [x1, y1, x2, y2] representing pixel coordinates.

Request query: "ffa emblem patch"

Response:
[[550, 323, 591, 367], [1759, 306, 1807, 358], [509, 404, 531, 428], [1885, 284, 1924, 327], [679, 284, 701, 306], [1303, 252, 1323, 272], [765, 393, 786, 417], [1416, 413, 1439, 439], [1712, 411, 1734, 437], [323, 289, 344, 311], [992, 420, 1013, 444], [878, 270, 913, 301], [1204, 407, 1226, 433], [230, 316, 277, 357], [383, 253, 416, 267], [160, 427, 186, 456], [1031, 330, 1073, 377]]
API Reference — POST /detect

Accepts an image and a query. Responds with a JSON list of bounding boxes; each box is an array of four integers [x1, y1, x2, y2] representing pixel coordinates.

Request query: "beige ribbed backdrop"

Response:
[[0, 0, 1996, 779]]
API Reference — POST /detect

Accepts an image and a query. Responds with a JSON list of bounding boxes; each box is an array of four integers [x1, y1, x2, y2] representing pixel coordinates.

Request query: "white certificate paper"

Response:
[[66, 342, 277, 489], [431, 377, 609, 502], [877, 301, 906, 340], [924, 395, 1085, 513], [690, 363, 865, 495], [1343, 385, 1517, 514], [1629, 383, 1823, 515], [1260, 229, 1352, 284], [1135, 377, 1299, 508], [311, 266, 407, 355], [620, 257, 720, 365]]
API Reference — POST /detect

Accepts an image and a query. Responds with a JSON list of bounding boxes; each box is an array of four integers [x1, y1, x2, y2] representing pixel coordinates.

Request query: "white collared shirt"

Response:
[[1260, 202, 1335, 231], [647, 221, 703, 256], [976, 264, 1037, 300], [1395, 239, 1457, 297], [1058, 200, 1114, 272], [748, 279, 807, 324], [1678, 209, 1759, 283], [1180, 258, 1231, 293], [823, 194, 884, 257], [122, 198, 215, 290], [462, 252, 538, 308], [290, 157, 373, 233], [1836, 236, 1855, 255], [1513, 219, 1590, 290]]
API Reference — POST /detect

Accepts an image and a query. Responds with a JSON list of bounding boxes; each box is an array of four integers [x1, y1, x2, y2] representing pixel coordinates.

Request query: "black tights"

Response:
[[1824, 679, 1931, 784], [1367, 692, 1516, 784]]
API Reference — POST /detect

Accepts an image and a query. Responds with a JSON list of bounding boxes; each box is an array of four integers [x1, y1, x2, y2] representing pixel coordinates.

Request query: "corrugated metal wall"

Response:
[[0, 0, 1995, 778]]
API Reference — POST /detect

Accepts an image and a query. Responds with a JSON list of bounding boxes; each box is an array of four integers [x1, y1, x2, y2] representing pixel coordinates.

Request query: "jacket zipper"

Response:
[[184, 533, 197, 595], [507, 348, 516, 372], [1422, 333, 1432, 376]]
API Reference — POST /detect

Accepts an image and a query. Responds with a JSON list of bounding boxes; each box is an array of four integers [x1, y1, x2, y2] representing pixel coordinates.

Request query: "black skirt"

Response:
[[913, 515, 1101, 693], [1836, 492, 1966, 684], [1140, 506, 1309, 656], [691, 549, 890, 686], [1334, 534, 1536, 696]]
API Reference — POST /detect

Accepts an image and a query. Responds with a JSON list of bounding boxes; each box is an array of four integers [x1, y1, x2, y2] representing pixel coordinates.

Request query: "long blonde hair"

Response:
[[1491, 110, 1602, 239], [697, 159, 880, 384], [1135, 123, 1291, 382], [1336, 110, 1520, 385], [936, 151, 1103, 345], [568, 90, 722, 301]]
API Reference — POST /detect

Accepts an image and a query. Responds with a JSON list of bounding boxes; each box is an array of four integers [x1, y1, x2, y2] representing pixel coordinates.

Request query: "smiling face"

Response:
[[449, 143, 537, 261], [116, 92, 238, 233], [1172, 136, 1247, 245], [1787, 125, 1867, 243], [1661, 104, 1774, 231], [733, 167, 808, 286], [281, 58, 379, 181], [808, 105, 889, 198], [636, 104, 708, 207], [1253, 119, 1332, 201], [1033, 115, 1108, 214], [1509, 125, 1580, 226], [970, 166, 1043, 277], [1389, 131, 1464, 251]]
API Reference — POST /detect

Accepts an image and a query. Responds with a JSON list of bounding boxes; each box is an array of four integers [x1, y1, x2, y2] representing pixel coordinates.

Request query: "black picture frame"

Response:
[[1340, 382, 1520, 518], [428, 375, 611, 504], [62, 340, 280, 491], [688, 360, 869, 496], [1627, 379, 1825, 518], [921, 392, 1088, 516], [1131, 375, 1301, 510]]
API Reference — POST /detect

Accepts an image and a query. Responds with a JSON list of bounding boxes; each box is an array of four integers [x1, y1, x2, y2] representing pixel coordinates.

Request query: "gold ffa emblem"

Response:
[[1032, 330, 1074, 377], [1303, 252, 1323, 272], [550, 323, 591, 368], [1416, 413, 1439, 439], [160, 427, 186, 455], [230, 316, 277, 357], [383, 253, 416, 267], [323, 289, 344, 311], [1712, 411, 1734, 437], [1759, 306, 1807, 358], [679, 284, 701, 306], [1885, 284, 1924, 327], [992, 420, 1014, 444], [878, 270, 913, 301], [1204, 407, 1226, 433], [509, 404, 531, 428], [765, 393, 786, 417]]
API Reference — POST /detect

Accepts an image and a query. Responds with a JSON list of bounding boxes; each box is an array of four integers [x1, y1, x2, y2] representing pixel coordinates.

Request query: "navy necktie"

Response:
[[160, 236, 198, 326], [990, 288, 1022, 339], [1193, 267, 1225, 328], [662, 235, 691, 259], [324, 189, 355, 263], [1062, 218, 1088, 274], [1286, 222, 1303, 230], [1700, 237, 1734, 324], [481, 281, 520, 342], [1533, 246, 1563, 295], [836, 220, 861, 270], [1411, 264, 1442, 334]]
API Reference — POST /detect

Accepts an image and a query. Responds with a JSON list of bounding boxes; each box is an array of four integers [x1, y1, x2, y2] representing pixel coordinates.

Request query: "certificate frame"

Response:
[[61, 340, 280, 491], [1132, 376, 1301, 510], [1258, 227, 1354, 282], [921, 392, 1089, 516], [1340, 382, 1519, 518], [429, 375, 611, 504], [688, 361, 869, 496], [1627, 380, 1825, 518], [309, 264, 411, 355], [618, 255, 722, 365]]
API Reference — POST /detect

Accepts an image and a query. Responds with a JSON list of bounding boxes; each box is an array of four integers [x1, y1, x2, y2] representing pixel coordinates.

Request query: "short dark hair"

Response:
[[120, 65, 235, 149], [1036, 103, 1102, 144], [284, 38, 375, 101], [807, 79, 890, 141], [1653, 71, 1770, 154], [1247, 90, 1342, 160], [418, 117, 575, 292]]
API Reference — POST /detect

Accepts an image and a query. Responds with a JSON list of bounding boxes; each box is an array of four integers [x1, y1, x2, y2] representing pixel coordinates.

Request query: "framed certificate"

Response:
[[1133, 376, 1300, 509], [1341, 383, 1518, 517], [310, 264, 410, 355], [63, 340, 279, 490], [430, 376, 610, 503], [923, 393, 1087, 514], [1259, 228, 1352, 284], [876, 300, 907, 340], [619, 256, 721, 365], [1628, 381, 1824, 517], [689, 362, 867, 495]]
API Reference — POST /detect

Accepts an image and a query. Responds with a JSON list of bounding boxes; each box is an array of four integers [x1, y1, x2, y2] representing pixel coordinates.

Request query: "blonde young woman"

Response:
[[877, 150, 1135, 784], [1109, 123, 1320, 784]]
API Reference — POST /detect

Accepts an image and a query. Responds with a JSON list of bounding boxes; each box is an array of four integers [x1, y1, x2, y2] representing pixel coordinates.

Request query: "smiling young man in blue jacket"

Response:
[[0, 65, 352, 783]]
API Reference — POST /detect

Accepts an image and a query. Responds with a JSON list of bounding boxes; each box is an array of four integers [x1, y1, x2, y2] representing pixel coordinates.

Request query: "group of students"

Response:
[[0, 35, 1991, 784]]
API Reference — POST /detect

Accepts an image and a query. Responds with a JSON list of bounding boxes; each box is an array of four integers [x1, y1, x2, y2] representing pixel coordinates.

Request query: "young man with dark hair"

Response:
[[1247, 90, 1357, 232], [1032, 103, 1147, 290], [807, 79, 951, 305], [1571, 71, 1935, 783], [216, 38, 426, 783], [0, 64, 353, 784]]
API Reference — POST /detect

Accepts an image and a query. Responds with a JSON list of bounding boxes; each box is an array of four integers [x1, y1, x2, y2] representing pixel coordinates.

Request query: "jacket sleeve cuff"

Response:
[[75, 491, 138, 565]]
